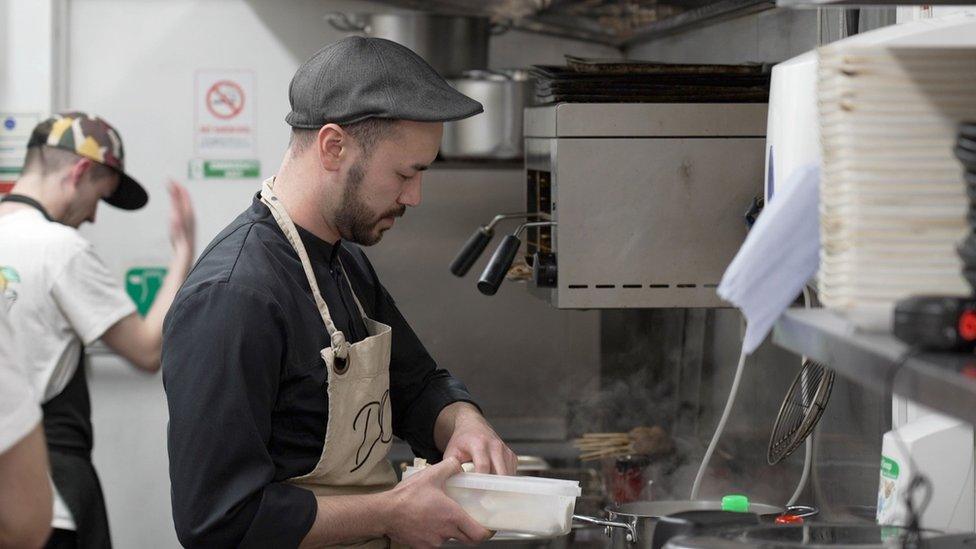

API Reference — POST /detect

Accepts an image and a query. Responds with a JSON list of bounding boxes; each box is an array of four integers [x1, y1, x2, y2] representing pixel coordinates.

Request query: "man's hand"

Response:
[[436, 402, 518, 476], [168, 180, 195, 262], [382, 457, 491, 548], [101, 180, 196, 372]]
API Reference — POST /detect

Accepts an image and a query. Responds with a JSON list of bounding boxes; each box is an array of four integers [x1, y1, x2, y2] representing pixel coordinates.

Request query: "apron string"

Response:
[[336, 260, 369, 322], [259, 178, 350, 359]]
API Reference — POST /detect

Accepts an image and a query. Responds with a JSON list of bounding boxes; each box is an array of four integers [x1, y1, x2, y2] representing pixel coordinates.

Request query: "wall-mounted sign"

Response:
[[0, 112, 42, 193], [188, 159, 260, 180], [194, 70, 255, 158], [192, 70, 259, 180], [125, 266, 167, 316]]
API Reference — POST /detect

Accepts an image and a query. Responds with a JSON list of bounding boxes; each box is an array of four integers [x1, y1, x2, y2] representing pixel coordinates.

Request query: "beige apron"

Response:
[[261, 179, 398, 549]]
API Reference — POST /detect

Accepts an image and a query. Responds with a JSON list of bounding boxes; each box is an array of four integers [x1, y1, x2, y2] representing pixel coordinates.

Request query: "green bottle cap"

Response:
[[721, 494, 750, 513]]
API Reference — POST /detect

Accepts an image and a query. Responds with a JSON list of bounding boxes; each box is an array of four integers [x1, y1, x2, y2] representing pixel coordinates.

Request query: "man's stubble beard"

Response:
[[333, 158, 406, 246]]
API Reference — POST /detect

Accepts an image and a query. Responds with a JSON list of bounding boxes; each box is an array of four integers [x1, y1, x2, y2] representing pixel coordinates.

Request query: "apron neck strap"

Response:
[[334, 260, 369, 321], [259, 178, 350, 360], [1, 194, 54, 222]]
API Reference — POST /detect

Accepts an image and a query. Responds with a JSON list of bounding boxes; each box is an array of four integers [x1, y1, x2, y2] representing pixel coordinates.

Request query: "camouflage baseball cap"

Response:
[[27, 112, 147, 210]]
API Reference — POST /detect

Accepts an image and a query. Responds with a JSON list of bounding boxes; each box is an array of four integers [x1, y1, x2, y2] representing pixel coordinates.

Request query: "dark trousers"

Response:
[[47, 450, 112, 549], [45, 528, 77, 548]]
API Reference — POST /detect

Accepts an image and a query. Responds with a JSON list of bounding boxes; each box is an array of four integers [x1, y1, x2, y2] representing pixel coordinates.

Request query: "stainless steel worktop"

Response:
[[773, 308, 976, 426]]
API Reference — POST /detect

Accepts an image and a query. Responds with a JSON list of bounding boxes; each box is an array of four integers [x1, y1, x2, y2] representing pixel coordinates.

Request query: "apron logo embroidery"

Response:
[[350, 389, 393, 473]]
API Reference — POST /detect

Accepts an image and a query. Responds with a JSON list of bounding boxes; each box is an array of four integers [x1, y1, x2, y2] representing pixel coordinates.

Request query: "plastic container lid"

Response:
[[721, 494, 750, 513], [403, 467, 582, 498]]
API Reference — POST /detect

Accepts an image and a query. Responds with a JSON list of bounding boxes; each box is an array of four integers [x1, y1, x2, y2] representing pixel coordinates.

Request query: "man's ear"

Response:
[[316, 124, 346, 173], [64, 158, 93, 190]]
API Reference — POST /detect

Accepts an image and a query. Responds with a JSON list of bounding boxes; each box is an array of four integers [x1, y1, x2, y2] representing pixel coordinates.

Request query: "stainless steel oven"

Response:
[[516, 102, 767, 309]]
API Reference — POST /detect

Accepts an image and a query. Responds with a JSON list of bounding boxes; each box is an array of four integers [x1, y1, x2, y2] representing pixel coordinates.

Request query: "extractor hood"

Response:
[[367, 0, 774, 49]]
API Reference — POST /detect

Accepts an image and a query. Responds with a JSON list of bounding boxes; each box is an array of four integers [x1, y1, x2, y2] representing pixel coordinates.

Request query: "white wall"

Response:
[[0, 0, 67, 187], [70, 0, 619, 278], [0, 0, 60, 111]]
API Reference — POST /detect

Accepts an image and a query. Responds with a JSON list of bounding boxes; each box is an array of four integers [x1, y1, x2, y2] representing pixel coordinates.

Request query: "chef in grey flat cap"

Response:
[[162, 37, 517, 549]]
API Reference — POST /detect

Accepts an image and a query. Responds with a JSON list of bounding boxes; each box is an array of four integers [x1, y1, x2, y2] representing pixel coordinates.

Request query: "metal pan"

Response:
[[574, 500, 815, 549]]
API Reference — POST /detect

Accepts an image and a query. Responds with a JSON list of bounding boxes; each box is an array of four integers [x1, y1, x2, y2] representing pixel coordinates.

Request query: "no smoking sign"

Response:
[[206, 80, 245, 120], [194, 70, 256, 160]]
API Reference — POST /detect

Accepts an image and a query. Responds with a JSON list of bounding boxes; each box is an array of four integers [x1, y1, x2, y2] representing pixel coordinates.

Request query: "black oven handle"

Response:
[[449, 213, 538, 277], [477, 221, 556, 296]]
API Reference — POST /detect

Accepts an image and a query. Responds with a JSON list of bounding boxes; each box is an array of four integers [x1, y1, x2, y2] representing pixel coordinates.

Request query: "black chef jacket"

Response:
[[162, 194, 477, 548]]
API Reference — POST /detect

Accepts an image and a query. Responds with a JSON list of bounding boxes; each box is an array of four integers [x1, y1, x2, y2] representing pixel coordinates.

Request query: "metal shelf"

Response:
[[777, 0, 966, 6], [772, 309, 976, 425], [431, 158, 524, 170], [369, 0, 776, 48]]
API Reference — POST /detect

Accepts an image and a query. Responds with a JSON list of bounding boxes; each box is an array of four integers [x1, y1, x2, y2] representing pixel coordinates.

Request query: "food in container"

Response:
[[402, 466, 581, 537]]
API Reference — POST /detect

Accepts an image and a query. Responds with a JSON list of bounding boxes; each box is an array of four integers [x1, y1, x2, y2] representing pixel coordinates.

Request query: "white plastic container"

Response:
[[402, 467, 581, 537]]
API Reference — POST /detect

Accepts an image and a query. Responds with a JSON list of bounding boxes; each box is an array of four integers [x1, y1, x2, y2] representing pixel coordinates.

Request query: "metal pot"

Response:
[[441, 69, 535, 160], [443, 531, 552, 548], [573, 500, 792, 549], [444, 525, 607, 548], [326, 13, 500, 77]]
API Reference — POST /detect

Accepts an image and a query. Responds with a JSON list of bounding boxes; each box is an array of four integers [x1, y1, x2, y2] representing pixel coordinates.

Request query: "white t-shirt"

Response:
[[0, 209, 135, 401], [0, 207, 135, 531], [0, 305, 40, 454]]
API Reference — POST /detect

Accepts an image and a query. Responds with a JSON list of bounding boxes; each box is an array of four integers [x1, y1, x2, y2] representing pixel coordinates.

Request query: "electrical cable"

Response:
[[690, 346, 748, 500], [692, 285, 817, 501], [787, 435, 814, 506], [785, 285, 817, 507]]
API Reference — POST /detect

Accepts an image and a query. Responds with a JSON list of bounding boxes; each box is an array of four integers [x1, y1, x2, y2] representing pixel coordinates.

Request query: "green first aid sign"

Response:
[[126, 267, 167, 316]]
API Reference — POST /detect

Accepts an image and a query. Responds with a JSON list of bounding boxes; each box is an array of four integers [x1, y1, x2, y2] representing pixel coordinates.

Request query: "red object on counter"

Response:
[[775, 514, 805, 524], [958, 310, 976, 341], [609, 456, 650, 504]]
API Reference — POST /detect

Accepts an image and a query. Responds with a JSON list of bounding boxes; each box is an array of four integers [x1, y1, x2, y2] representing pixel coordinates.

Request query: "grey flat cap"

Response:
[[286, 36, 484, 128]]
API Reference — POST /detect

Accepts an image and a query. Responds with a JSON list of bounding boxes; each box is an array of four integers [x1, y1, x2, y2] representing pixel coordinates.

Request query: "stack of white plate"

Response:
[[818, 45, 976, 330]]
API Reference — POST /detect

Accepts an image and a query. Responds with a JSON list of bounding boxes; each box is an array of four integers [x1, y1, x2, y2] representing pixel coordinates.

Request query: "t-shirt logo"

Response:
[[0, 266, 20, 308]]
